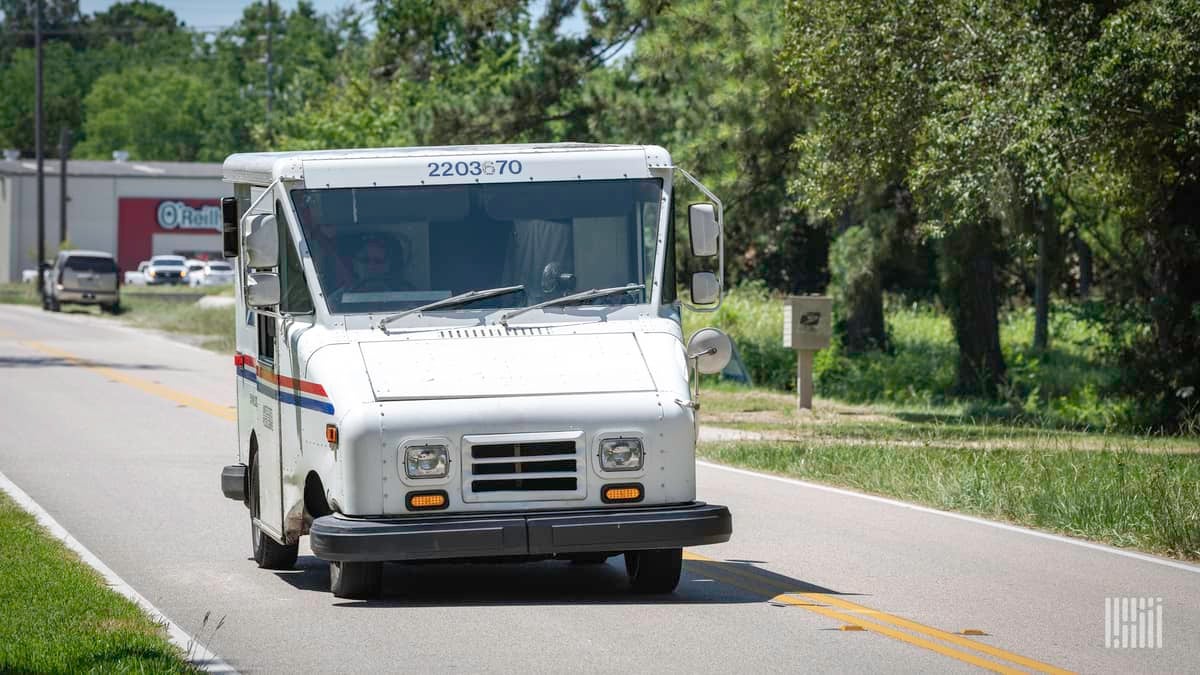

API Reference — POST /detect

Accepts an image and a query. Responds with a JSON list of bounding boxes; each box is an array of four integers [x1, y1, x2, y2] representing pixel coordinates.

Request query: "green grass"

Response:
[[687, 284, 1143, 432], [0, 491, 198, 673], [0, 283, 236, 353], [698, 440, 1200, 560], [117, 294, 235, 352], [0, 283, 41, 306], [698, 383, 1200, 559]]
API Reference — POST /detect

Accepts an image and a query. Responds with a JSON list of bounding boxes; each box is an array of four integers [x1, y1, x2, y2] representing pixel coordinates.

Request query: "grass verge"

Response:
[[698, 440, 1200, 560], [117, 293, 235, 353], [0, 283, 40, 306], [698, 385, 1200, 559], [0, 283, 237, 353], [0, 490, 198, 673]]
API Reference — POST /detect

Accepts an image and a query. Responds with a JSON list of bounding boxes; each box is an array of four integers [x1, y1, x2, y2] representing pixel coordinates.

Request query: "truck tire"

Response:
[[624, 548, 682, 594], [249, 453, 298, 570], [330, 561, 382, 600]]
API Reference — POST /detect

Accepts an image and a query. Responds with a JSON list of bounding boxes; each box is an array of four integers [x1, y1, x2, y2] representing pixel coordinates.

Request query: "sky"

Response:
[[77, 0, 371, 32]]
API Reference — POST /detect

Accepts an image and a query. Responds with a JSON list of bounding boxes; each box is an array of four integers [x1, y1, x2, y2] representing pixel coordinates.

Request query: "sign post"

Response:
[[782, 295, 832, 410]]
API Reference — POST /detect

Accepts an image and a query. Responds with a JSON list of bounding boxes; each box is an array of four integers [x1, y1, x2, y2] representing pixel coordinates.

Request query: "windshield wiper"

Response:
[[379, 284, 525, 331], [499, 283, 645, 327]]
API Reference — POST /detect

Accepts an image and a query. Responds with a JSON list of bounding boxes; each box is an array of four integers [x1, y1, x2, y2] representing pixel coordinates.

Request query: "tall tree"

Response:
[[0, 0, 83, 60], [1073, 0, 1200, 428], [597, 0, 820, 291], [75, 65, 211, 160], [782, 1, 1080, 394], [276, 0, 661, 148], [0, 42, 87, 154]]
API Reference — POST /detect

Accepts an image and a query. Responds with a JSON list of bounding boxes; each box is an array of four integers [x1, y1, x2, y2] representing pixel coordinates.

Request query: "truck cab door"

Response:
[[252, 299, 286, 540]]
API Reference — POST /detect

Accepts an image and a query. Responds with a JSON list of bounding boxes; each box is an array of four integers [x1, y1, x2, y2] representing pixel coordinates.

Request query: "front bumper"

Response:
[[309, 502, 732, 562]]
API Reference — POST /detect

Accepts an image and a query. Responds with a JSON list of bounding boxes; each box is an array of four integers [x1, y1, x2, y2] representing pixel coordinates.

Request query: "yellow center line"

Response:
[[21, 340, 236, 423], [801, 593, 1073, 675], [684, 551, 1073, 674]]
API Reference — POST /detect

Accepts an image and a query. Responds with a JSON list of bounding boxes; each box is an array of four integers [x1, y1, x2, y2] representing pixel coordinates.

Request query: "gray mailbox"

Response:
[[782, 295, 832, 410]]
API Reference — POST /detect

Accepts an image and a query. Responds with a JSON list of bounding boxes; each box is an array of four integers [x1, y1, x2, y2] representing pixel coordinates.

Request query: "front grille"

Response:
[[462, 435, 585, 502]]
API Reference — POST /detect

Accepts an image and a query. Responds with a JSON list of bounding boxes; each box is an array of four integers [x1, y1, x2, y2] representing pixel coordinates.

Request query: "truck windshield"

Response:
[[291, 178, 663, 314]]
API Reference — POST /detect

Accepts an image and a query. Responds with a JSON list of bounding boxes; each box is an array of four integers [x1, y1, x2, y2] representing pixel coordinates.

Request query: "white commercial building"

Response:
[[0, 153, 225, 281]]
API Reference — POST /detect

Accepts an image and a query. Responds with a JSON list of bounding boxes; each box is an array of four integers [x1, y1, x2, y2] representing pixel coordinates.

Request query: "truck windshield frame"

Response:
[[290, 178, 664, 315]]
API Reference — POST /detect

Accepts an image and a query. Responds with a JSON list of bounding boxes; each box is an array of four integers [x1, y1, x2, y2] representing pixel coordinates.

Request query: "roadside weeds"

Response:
[[0, 489, 201, 673]]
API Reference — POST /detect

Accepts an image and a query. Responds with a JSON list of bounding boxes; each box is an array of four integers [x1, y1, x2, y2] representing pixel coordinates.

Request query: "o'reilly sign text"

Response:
[[157, 201, 222, 232]]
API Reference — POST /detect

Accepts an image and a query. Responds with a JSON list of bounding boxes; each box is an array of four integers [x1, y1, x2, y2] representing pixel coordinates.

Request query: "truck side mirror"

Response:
[[243, 213, 278, 269], [246, 272, 280, 308], [690, 271, 720, 305], [688, 203, 719, 257], [687, 327, 733, 374], [222, 197, 239, 258]]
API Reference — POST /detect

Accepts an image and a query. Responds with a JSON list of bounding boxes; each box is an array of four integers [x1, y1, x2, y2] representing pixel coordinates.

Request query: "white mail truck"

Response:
[[218, 144, 733, 599]]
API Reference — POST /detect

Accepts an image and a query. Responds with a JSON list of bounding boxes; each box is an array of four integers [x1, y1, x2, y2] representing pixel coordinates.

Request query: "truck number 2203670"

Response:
[[427, 159, 524, 177]]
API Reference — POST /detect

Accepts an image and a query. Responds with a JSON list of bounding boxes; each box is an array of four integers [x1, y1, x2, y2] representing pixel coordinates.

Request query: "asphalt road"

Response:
[[0, 303, 1197, 674]]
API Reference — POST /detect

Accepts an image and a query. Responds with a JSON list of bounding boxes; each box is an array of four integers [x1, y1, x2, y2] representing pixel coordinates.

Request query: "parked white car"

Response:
[[184, 259, 207, 284], [190, 260, 235, 287], [124, 261, 150, 286], [144, 255, 188, 285]]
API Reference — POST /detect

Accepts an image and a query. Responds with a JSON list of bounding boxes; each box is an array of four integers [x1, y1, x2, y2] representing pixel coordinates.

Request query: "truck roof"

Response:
[[222, 142, 670, 186]]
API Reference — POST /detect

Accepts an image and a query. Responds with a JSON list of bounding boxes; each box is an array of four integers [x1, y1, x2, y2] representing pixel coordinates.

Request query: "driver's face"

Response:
[[353, 242, 389, 279]]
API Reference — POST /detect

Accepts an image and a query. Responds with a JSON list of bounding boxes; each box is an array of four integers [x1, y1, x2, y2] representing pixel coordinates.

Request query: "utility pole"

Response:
[[59, 128, 71, 246], [35, 0, 45, 290], [265, 0, 273, 140]]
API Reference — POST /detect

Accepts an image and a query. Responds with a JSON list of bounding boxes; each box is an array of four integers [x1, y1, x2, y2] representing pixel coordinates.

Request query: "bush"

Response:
[[686, 283, 1155, 432]]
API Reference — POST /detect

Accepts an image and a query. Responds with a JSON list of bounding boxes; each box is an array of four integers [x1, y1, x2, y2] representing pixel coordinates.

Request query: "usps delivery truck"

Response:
[[218, 144, 734, 599]]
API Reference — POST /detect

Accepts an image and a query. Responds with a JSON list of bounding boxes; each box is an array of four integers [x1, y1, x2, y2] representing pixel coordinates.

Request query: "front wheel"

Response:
[[249, 453, 297, 570], [330, 561, 382, 600], [625, 548, 682, 594]]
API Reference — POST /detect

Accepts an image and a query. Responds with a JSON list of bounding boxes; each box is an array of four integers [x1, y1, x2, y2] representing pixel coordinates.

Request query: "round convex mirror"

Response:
[[687, 327, 733, 375]]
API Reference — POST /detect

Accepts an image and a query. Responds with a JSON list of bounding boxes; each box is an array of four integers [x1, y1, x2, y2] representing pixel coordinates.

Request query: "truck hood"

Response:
[[359, 332, 657, 401]]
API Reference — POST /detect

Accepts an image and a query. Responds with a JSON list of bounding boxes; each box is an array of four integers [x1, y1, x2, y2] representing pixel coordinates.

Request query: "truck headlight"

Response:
[[405, 445, 449, 479], [599, 438, 643, 471]]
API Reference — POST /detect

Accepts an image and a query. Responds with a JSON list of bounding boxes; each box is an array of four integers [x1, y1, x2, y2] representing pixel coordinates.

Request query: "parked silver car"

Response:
[[42, 250, 120, 313], [189, 260, 235, 287]]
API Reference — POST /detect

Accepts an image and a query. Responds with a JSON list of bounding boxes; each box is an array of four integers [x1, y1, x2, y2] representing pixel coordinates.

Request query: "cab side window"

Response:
[[277, 202, 314, 314]]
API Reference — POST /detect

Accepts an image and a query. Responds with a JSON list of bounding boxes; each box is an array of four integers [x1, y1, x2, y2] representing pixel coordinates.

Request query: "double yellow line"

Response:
[[683, 551, 1073, 674]]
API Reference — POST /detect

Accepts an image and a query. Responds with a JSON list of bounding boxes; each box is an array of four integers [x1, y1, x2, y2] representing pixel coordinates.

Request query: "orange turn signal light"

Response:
[[407, 491, 448, 510], [602, 484, 643, 503], [325, 424, 338, 445]]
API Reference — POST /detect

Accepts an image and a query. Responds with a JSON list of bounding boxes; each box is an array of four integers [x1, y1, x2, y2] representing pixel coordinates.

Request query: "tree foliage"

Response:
[[2, 0, 1198, 427]]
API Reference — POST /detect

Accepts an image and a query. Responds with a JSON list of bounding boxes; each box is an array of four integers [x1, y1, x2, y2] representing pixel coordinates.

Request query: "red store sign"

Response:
[[117, 197, 222, 272]]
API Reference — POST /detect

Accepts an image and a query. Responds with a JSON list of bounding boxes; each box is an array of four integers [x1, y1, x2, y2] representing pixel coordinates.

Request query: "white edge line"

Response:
[[697, 459, 1200, 575], [0, 470, 239, 673]]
